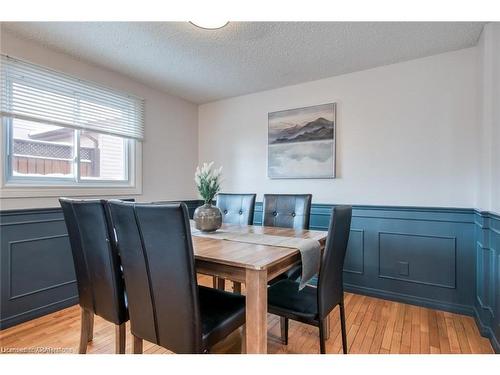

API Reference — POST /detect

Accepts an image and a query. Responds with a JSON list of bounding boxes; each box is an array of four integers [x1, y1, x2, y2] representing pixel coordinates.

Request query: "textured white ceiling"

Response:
[[1, 22, 486, 104]]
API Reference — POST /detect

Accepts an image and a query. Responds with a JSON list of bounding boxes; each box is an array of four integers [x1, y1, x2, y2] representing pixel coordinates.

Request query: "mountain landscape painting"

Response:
[[268, 103, 336, 178]]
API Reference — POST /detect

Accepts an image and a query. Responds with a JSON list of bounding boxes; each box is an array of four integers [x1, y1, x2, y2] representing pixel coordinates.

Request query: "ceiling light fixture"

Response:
[[189, 20, 229, 30]]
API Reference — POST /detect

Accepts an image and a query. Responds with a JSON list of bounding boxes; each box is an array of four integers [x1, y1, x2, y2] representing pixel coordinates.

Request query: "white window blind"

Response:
[[1, 55, 144, 140]]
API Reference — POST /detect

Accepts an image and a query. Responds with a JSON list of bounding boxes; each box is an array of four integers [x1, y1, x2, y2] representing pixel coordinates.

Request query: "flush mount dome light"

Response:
[[189, 20, 229, 30]]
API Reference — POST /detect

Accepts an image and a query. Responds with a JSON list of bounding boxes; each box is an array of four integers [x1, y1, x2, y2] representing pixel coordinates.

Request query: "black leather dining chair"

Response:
[[107, 201, 246, 354], [59, 198, 128, 354], [216, 193, 256, 226], [267, 206, 352, 354], [214, 193, 256, 292], [262, 194, 312, 230], [263, 194, 313, 283]]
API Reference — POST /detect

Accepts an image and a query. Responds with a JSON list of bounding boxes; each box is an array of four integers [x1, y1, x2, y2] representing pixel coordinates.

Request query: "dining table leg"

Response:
[[245, 269, 268, 354]]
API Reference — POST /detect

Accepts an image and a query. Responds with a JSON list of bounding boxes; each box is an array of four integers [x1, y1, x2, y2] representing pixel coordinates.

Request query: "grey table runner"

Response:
[[191, 224, 320, 289]]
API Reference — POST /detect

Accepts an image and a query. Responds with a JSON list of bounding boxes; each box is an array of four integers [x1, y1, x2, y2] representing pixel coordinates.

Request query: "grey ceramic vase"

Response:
[[193, 203, 222, 232]]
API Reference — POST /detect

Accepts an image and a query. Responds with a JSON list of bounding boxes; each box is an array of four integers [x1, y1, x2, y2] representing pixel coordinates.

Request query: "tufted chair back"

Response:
[[262, 194, 312, 230], [216, 193, 256, 225]]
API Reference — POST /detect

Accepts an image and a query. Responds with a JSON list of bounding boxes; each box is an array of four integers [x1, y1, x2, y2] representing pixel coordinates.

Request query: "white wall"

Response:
[[477, 23, 500, 214], [0, 30, 199, 210], [493, 25, 500, 215], [199, 48, 480, 207]]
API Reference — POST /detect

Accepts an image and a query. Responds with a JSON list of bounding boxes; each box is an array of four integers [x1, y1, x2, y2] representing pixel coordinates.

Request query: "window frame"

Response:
[[0, 120, 142, 198], [3, 116, 134, 187]]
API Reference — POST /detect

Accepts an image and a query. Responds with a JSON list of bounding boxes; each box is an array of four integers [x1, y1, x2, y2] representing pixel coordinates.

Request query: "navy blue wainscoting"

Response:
[[0, 208, 78, 329], [1, 200, 498, 352], [474, 210, 500, 352]]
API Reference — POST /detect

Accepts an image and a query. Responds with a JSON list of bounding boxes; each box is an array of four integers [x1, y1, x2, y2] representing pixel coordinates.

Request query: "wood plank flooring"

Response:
[[0, 276, 494, 354]]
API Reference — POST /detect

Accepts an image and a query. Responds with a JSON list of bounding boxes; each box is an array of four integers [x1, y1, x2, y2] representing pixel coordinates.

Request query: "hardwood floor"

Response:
[[0, 276, 493, 354]]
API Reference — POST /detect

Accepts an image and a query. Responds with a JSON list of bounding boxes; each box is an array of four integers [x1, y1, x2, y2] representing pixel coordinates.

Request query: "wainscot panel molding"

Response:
[[1, 201, 498, 353], [0, 208, 78, 329], [378, 232, 456, 289], [473, 210, 500, 352]]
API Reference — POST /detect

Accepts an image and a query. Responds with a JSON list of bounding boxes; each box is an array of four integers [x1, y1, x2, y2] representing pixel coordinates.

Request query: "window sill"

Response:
[[0, 184, 142, 199]]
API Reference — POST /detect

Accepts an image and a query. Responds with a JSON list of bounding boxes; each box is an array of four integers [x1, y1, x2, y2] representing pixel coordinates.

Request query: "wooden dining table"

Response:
[[192, 223, 328, 354]]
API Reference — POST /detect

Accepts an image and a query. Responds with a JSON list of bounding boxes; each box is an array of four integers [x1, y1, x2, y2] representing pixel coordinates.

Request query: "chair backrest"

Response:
[[216, 193, 256, 225], [317, 206, 352, 318], [107, 201, 203, 353], [59, 198, 127, 325], [262, 194, 312, 230]]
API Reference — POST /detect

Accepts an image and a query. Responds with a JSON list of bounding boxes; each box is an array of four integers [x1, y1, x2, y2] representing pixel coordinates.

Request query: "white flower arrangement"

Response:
[[194, 162, 223, 204]]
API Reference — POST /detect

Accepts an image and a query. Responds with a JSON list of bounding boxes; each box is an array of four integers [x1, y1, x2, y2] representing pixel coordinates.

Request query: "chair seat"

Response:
[[199, 286, 246, 349], [267, 279, 318, 321], [268, 264, 302, 285]]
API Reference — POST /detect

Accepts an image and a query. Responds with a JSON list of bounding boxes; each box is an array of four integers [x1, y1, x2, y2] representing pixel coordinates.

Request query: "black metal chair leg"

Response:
[[319, 319, 326, 354], [280, 317, 289, 345], [339, 302, 348, 354]]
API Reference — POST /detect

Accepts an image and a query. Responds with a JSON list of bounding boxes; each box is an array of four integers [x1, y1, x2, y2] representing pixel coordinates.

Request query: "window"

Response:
[[79, 130, 127, 181], [7, 118, 129, 183], [10, 119, 76, 179], [1, 55, 144, 187]]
